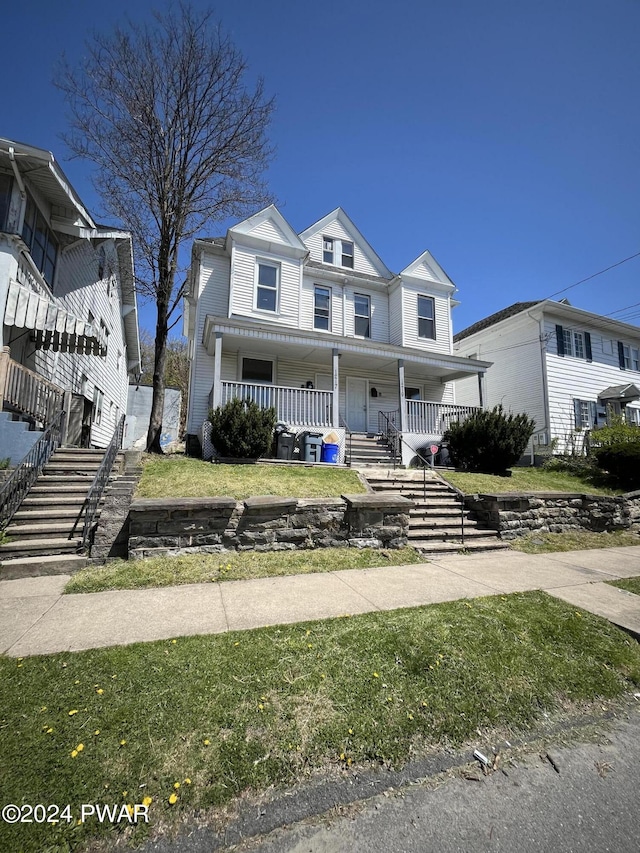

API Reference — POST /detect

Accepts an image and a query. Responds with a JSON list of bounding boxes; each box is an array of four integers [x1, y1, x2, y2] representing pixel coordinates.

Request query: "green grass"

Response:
[[64, 547, 425, 594], [135, 457, 366, 500], [512, 530, 640, 554], [608, 576, 640, 596], [1, 592, 639, 852], [441, 467, 621, 496]]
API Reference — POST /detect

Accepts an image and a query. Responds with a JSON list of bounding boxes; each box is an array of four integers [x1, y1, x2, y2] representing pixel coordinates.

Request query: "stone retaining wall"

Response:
[[464, 491, 640, 540], [128, 493, 414, 559]]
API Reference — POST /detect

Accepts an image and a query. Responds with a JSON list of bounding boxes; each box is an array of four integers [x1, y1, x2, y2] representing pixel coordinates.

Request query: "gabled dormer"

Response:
[[299, 208, 392, 280]]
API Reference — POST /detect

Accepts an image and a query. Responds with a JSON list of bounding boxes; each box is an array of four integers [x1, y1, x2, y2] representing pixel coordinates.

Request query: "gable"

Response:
[[299, 208, 392, 279], [400, 251, 455, 289], [229, 205, 307, 255]]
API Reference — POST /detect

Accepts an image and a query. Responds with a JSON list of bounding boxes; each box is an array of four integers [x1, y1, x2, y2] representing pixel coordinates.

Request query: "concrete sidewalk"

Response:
[[1, 547, 640, 658]]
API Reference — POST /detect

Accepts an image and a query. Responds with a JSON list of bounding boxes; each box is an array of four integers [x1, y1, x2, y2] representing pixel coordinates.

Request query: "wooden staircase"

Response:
[[348, 433, 397, 468], [365, 471, 509, 555], [0, 447, 122, 578]]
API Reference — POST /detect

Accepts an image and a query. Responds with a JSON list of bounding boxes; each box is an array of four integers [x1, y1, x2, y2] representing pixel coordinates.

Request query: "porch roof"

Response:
[[202, 315, 491, 382]]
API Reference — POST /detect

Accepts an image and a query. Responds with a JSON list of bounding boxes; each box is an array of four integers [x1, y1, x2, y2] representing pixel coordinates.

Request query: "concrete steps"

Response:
[[348, 433, 397, 468], [365, 473, 508, 555]]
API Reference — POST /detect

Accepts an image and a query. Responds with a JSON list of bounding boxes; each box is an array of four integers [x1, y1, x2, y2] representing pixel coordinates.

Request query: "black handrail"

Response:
[[339, 415, 353, 467], [80, 415, 125, 553], [0, 410, 65, 530], [376, 410, 465, 547]]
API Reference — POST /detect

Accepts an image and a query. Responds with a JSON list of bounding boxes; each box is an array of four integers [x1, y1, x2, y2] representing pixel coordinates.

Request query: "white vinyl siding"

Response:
[[230, 245, 301, 328], [303, 219, 381, 277], [344, 287, 389, 342], [30, 239, 131, 447], [388, 287, 403, 346]]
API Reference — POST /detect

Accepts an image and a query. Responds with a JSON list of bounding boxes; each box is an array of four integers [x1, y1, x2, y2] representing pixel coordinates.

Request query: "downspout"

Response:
[[8, 147, 27, 232], [528, 308, 551, 454]]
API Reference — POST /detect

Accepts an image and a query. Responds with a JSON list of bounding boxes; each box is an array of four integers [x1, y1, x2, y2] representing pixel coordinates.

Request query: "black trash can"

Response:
[[276, 431, 296, 460]]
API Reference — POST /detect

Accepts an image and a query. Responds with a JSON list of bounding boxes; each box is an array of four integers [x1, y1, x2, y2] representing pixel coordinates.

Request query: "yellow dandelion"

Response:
[[76, 743, 84, 752], [258, 703, 264, 711], [234, 642, 240, 646], [340, 752, 345, 760], [142, 796, 152, 807], [111, 674, 117, 679], [408, 713, 414, 720], [203, 738, 210, 746], [46, 727, 54, 734], [126, 804, 134, 817], [120, 739, 127, 746], [373, 672, 379, 678], [347, 758, 352, 766], [464, 602, 472, 608], [348, 728, 353, 734], [321, 673, 326, 679], [94, 730, 100, 736], [173, 782, 181, 790], [123, 791, 128, 797], [68, 709, 78, 716], [74, 680, 80, 684], [70, 750, 78, 758], [184, 778, 192, 785], [168, 793, 178, 805], [421, 701, 428, 707], [40, 706, 47, 712], [96, 688, 104, 695], [171, 639, 177, 644]]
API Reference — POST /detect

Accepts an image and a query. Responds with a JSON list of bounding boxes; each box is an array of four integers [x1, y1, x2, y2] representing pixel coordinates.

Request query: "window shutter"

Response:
[[618, 341, 626, 370], [573, 398, 581, 428], [585, 332, 592, 362], [556, 325, 565, 356], [589, 401, 597, 427]]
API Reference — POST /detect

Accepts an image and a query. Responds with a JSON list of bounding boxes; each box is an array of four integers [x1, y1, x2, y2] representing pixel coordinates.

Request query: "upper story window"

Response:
[[555, 325, 591, 361], [21, 193, 58, 288], [0, 173, 13, 231], [341, 240, 354, 268], [620, 342, 640, 371], [256, 261, 279, 312], [354, 293, 371, 338], [417, 295, 435, 339], [314, 285, 331, 331], [322, 237, 334, 264]]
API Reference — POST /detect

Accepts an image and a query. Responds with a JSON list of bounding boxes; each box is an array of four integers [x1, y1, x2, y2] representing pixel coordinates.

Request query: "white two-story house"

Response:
[[184, 205, 489, 464], [0, 137, 141, 463], [453, 299, 640, 456]]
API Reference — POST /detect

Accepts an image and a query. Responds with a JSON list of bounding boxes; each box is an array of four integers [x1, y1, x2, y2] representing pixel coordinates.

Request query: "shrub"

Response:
[[443, 405, 535, 474], [593, 443, 640, 490], [542, 455, 598, 477], [588, 415, 640, 449], [208, 398, 276, 459]]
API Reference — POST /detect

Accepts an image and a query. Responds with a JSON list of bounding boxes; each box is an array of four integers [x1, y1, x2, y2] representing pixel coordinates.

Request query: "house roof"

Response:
[[454, 301, 543, 342]]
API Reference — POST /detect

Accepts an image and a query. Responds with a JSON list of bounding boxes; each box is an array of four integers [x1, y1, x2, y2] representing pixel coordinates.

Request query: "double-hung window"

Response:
[[341, 240, 354, 268], [621, 343, 640, 371], [21, 193, 58, 288], [573, 399, 596, 429], [354, 293, 371, 338], [322, 237, 334, 264], [314, 285, 331, 331], [556, 325, 591, 361], [256, 262, 279, 312], [92, 387, 104, 426], [417, 295, 435, 339]]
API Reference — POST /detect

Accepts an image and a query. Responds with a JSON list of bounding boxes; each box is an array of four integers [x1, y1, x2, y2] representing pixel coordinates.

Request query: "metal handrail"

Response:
[[0, 410, 66, 529], [80, 415, 125, 552], [377, 410, 465, 547], [339, 415, 353, 467]]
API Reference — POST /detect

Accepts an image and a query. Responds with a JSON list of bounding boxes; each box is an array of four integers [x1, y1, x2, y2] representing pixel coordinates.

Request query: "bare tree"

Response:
[[57, 3, 274, 451]]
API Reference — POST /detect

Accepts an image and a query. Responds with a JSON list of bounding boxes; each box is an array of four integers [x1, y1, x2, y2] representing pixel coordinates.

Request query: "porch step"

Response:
[[347, 433, 397, 468], [11, 507, 93, 523], [4, 521, 86, 539], [0, 537, 82, 560], [0, 553, 90, 580]]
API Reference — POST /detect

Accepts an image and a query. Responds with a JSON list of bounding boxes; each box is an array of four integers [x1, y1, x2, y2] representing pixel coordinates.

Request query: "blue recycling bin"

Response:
[[321, 442, 339, 464]]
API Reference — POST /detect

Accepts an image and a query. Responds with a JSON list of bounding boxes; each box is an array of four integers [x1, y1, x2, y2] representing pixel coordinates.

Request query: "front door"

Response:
[[347, 377, 367, 432]]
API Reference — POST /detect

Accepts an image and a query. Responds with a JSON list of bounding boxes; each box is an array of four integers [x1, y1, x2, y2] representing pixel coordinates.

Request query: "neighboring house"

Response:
[[0, 137, 141, 463], [184, 205, 489, 464], [453, 299, 640, 456]]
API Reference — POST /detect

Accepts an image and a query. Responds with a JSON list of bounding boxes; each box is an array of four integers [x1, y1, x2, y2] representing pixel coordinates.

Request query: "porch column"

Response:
[[397, 359, 407, 432], [478, 372, 486, 409], [0, 346, 9, 404], [211, 332, 223, 409], [332, 348, 340, 428]]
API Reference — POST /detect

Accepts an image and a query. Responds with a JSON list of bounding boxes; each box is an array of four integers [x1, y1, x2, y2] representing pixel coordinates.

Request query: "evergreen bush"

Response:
[[593, 443, 640, 490], [208, 398, 276, 459], [443, 405, 535, 474]]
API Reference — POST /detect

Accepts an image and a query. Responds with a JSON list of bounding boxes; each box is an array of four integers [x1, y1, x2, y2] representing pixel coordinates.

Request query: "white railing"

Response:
[[220, 381, 333, 427], [0, 351, 65, 425], [406, 400, 479, 434]]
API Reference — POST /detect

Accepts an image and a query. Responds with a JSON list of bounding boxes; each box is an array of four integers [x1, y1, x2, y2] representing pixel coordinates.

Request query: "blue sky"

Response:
[[4, 0, 640, 335]]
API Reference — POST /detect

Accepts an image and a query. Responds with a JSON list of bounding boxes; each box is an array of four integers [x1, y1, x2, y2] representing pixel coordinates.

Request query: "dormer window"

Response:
[[322, 237, 334, 264], [341, 240, 354, 269], [417, 295, 435, 340], [256, 261, 279, 312]]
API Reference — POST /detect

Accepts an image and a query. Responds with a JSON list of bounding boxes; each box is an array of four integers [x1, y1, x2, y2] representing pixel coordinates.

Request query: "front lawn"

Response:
[[2, 591, 640, 852], [608, 576, 640, 596], [64, 547, 424, 594], [441, 467, 621, 496], [512, 531, 640, 554], [136, 457, 366, 500]]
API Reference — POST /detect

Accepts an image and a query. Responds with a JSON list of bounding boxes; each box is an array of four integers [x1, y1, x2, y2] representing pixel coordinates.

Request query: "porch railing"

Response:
[[220, 381, 333, 427], [0, 409, 65, 529], [406, 401, 478, 434], [0, 350, 65, 425]]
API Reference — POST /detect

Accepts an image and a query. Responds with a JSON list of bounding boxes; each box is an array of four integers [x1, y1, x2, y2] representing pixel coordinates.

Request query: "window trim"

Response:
[[313, 284, 331, 332], [240, 355, 275, 384], [354, 293, 371, 338], [322, 236, 334, 265], [573, 398, 597, 429], [255, 260, 280, 313], [417, 295, 436, 340], [92, 387, 104, 426], [341, 240, 354, 269]]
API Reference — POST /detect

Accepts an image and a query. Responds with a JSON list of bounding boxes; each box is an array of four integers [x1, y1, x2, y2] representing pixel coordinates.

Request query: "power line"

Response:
[[544, 251, 640, 301]]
